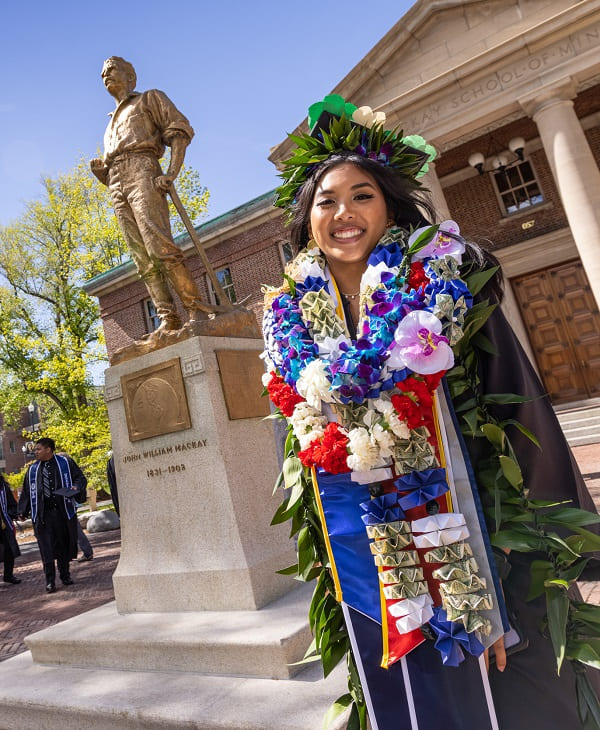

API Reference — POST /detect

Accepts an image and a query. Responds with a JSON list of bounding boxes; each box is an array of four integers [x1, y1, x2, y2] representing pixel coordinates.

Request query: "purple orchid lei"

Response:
[[262, 223, 472, 406]]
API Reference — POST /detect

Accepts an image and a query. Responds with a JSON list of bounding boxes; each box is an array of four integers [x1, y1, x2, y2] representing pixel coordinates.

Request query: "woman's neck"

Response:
[[327, 261, 366, 332], [327, 261, 365, 299]]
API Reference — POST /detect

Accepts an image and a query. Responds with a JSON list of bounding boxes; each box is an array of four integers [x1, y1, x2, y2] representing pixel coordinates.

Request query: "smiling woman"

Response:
[[310, 164, 389, 271], [262, 95, 600, 730]]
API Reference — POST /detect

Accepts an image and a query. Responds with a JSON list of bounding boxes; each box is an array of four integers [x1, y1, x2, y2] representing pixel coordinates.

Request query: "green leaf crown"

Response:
[[275, 94, 437, 217]]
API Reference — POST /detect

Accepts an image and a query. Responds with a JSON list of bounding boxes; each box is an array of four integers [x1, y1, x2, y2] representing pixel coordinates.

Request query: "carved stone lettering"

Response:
[[405, 23, 600, 131]]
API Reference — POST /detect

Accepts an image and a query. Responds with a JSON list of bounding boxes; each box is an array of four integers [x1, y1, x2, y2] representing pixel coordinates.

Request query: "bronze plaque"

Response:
[[215, 350, 271, 420], [121, 357, 192, 442]]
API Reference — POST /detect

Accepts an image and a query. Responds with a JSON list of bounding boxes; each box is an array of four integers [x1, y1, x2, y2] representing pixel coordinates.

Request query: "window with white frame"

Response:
[[207, 267, 237, 305], [493, 160, 544, 216], [144, 299, 161, 333], [279, 240, 294, 266]]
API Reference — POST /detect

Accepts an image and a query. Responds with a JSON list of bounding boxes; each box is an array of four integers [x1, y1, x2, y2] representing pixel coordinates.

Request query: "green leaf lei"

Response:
[[268, 255, 600, 729]]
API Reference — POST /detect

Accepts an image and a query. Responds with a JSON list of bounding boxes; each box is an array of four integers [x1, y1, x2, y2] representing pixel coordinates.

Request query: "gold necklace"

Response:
[[340, 291, 360, 300]]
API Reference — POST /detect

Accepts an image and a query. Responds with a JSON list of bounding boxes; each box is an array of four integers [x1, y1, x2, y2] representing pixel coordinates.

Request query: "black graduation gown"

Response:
[[469, 304, 600, 728], [0, 482, 21, 564]]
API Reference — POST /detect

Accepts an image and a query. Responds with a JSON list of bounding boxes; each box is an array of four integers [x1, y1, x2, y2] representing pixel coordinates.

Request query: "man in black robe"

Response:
[[1, 476, 21, 585], [18, 438, 87, 593]]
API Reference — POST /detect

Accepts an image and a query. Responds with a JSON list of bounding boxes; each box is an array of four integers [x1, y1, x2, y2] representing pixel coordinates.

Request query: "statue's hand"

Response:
[[154, 174, 176, 192], [90, 158, 109, 185]]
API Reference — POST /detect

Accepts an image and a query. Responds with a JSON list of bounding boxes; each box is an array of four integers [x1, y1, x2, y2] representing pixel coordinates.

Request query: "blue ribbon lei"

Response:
[[429, 606, 485, 667], [395, 468, 450, 510]]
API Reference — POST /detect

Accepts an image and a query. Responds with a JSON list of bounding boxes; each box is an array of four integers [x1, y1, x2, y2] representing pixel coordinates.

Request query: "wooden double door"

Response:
[[512, 260, 600, 404]]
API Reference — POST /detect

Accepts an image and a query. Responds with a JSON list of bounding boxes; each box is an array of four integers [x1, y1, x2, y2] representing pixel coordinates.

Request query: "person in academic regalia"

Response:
[[18, 438, 87, 593], [1, 475, 21, 585], [262, 95, 600, 730]]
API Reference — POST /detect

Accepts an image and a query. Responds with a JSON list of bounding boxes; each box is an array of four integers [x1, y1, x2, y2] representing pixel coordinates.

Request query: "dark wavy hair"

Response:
[[286, 152, 503, 300], [288, 152, 434, 251]]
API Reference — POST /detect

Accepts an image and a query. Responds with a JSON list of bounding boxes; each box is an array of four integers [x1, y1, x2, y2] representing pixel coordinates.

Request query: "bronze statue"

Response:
[[90, 56, 221, 337]]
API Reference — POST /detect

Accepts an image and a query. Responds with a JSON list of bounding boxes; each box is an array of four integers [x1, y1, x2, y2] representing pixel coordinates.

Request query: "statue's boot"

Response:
[[143, 274, 182, 334], [166, 263, 225, 321]]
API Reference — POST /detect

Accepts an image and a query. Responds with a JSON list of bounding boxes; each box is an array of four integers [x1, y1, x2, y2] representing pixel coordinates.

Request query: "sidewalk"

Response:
[[0, 529, 121, 662]]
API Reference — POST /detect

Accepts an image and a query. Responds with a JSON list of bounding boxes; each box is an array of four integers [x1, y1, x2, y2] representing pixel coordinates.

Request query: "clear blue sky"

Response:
[[1, 0, 414, 227]]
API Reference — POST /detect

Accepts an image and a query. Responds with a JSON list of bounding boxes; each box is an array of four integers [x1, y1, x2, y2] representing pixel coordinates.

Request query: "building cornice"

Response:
[[269, 0, 600, 165], [494, 227, 577, 278]]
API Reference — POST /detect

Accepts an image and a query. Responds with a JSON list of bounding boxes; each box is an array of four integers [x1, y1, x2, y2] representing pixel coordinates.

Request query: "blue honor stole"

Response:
[[29, 455, 77, 522]]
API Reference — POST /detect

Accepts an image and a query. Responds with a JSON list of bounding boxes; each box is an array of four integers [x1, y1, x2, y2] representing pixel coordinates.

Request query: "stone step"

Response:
[[566, 433, 600, 447], [558, 415, 600, 429], [26, 584, 313, 679], [0, 650, 347, 730], [555, 404, 600, 447]]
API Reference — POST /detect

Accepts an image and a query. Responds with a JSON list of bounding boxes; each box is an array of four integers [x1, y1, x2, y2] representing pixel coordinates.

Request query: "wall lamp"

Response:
[[468, 137, 526, 175]]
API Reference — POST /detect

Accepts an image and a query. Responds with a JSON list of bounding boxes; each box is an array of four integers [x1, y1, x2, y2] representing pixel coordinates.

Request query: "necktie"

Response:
[[42, 462, 53, 499]]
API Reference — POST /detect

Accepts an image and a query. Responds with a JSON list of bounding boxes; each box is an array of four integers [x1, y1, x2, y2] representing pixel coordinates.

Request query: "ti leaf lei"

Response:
[[266, 250, 600, 730]]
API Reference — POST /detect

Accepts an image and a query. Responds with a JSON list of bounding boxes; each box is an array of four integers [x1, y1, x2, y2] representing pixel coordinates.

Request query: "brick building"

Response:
[[0, 404, 40, 475], [85, 0, 600, 407]]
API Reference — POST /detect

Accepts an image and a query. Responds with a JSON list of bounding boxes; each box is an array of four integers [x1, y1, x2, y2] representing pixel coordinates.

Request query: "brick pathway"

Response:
[[0, 530, 121, 662]]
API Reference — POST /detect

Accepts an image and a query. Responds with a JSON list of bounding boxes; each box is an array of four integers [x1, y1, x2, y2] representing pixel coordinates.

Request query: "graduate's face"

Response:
[[34, 443, 53, 462], [309, 163, 388, 272]]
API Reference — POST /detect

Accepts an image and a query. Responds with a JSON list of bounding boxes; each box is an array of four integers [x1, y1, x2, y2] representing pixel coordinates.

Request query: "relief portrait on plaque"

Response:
[[121, 358, 191, 441]]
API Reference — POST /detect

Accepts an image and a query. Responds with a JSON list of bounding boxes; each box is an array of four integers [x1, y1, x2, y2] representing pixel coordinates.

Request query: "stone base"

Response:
[[105, 334, 296, 614], [110, 308, 260, 365], [26, 585, 313, 679], [0, 652, 346, 730], [0, 583, 348, 730]]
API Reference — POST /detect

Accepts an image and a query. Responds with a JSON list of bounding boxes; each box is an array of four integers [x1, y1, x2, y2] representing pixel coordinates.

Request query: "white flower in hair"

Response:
[[352, 106, 386, 129]]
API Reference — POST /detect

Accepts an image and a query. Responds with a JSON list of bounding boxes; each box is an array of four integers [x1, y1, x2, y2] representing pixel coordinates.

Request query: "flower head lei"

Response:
[[274, 93, 437, 219]]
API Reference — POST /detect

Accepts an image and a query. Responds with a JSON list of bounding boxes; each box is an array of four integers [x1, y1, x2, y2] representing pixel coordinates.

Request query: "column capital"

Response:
[[518, 77, 577, 119]]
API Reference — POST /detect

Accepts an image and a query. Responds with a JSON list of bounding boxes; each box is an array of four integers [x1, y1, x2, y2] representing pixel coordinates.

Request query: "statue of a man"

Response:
[[90, 56, 218, 335]]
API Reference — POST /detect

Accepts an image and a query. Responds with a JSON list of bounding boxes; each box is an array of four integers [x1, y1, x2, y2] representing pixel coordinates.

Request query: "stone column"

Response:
[[520, 79, 600, 309], [420, 161, 452, 221]]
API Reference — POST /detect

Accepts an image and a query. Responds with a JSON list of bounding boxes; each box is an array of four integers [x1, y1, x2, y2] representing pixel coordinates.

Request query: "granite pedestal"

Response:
[[106, 334, 295, 613]]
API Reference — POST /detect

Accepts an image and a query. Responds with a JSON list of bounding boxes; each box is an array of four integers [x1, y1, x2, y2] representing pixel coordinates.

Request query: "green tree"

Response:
[[0, 155, 209, 488]]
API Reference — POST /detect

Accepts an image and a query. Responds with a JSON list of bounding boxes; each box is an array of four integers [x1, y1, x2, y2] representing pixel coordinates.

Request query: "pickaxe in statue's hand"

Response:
[[168, 185, 236, 313]]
